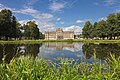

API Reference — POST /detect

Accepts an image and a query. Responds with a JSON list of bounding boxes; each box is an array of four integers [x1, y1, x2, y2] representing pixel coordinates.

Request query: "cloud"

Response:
[[0, 3, 54, 22], [49, 2, 66, 12], [49, 0, 78, 12], [76, 20, 85, 23], [14, 7, 54, 21], [0, 3, 13, 11], [115, 9, 120, 13], [98, 17, 107, 21], [0, 3, 56, 33], [60, 22, 65, 24], [24, 0, 39, 8], [93, 2, 100, 6], [63, 25, 82, 34], [94, 0, 116, 6], [57, 18, 61, 21], [19, 19, 56, 33], [94, 0, 120, 12], [76, 19, 92, 24], [63, 43, 83, 52], [104, 0, 115, 6]]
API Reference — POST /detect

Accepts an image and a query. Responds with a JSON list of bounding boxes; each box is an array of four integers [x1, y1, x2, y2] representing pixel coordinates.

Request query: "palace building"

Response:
[[45, 28, 74, 40]]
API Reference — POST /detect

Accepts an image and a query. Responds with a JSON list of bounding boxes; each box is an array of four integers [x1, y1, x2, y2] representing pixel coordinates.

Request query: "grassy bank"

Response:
[[0, 40, 43, 44], [0, 54, 120, 80], [0, 40, 120, 44]]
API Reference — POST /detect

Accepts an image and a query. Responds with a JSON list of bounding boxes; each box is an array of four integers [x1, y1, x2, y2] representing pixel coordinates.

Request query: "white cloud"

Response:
[[14, 7, 54, 21], [93, 2, 100, 6], [57, 18, 61, 21], [104, 0, 115, 6], [19, 19, 56, 33], [76, 19, 92, 24], [49, 0, 78, 12], [76, 20, 85, 23], [49, 2, 66, 12], [63, 25, 82, 34], [98, 17, 107, 21], [19, 19, 30, 25], [60, 22, 65, 24], [94, 0, 120, 12], [0, 3, 56, 34], [115, 9, 120, 13], [24, 0, 39, 7], [63, 43, 83, 52], [0, 3, 13, 11]]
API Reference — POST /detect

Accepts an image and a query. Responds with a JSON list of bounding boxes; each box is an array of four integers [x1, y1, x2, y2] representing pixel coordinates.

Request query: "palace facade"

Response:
[[45, 28, 74, 40]]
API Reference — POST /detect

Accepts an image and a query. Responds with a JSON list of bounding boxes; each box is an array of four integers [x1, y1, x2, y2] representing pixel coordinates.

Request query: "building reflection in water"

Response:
[[44, 42, 74, 50]]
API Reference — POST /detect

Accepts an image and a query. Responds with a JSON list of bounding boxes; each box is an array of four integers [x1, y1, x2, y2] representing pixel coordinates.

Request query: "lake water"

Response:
[[0, 42, 120, 63]]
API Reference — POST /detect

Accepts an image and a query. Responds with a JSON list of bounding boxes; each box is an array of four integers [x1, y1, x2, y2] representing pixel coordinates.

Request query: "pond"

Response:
[[0, 42, 120, 63]]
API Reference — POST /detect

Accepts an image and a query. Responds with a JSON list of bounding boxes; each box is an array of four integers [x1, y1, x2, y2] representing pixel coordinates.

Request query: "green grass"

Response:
[[0, 39, 120, 44], [0, 54, 120, 80], [0, 40, 43, 44]]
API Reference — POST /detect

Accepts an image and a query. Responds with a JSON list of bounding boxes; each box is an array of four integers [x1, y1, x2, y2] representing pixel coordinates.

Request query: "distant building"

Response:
[[45, 28, 74, 40]]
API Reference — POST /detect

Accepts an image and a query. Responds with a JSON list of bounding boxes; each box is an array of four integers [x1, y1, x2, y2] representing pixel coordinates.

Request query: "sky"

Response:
[[0, 0, 120, 34]]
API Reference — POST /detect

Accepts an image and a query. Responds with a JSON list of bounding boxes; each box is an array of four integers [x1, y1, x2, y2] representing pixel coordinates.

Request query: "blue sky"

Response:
[[0, 0, 120, 34]]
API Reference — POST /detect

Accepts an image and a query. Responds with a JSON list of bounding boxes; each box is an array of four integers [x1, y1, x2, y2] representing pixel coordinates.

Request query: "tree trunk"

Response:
[[114, 36, 115, 39]]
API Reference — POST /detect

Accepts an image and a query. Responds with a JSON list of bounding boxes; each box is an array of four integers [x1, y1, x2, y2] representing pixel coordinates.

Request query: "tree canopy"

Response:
[[82, 12, 120, 40], [0, 9, 45, 40]]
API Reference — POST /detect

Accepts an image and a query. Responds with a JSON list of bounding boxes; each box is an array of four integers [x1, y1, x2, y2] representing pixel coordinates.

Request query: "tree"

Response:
[[23, 21, 39, 40], [0, 9, 12, 40], [82, 21, 93, 39], [96, 20, 108, 39], [0, 9, 21, 40], [116, 12, 120, 37], [82, 13, 120, 40], [107, 13, 117, 39], [39, 32, 45, 39]]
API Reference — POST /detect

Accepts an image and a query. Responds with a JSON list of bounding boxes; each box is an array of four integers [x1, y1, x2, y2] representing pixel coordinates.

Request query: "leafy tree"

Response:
[[0, 9, 21, 40], [23, 21, 39, 40], [82, 21, 93, 39], [92, 22, 98, 38], [96, 20, 108, 39], [82, 12, 120, 40], [115, 12, 120, 37], [39, 32, 45, 39], [107, 13, 117, 39]]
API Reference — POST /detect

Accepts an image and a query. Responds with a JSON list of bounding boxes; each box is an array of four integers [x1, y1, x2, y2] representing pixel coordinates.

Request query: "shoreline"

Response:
[[0, 40, 120, 44]]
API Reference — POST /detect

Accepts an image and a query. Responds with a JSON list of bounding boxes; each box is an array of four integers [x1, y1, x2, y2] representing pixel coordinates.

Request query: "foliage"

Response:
[[82, 12, 120, 40], [39, 32, 45, 39], [82, 21, 93, 39], [0, 9, 44, 40], [23, 21, 39, 40], [0, 55, 120, 80], [0, 9, 21, 40]]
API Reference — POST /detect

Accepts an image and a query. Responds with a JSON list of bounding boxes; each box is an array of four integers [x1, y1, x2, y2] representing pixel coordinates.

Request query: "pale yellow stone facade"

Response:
[[45, 28, 74, 40]]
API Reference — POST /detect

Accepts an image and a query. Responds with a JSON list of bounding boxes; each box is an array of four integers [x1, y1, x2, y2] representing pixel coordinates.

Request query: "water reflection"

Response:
[[44, 42, 74, 50], [0, 44, 42, 63], [0, 42, 120, 63], [38, 42, 83, 60], [82, 43, 120, 60]]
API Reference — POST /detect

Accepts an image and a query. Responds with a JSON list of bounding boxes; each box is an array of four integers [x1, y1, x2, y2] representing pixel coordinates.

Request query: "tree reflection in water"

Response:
[[0, 43, 42, 63], [0, 43, 120, 63], [82, 43, 120, 60]]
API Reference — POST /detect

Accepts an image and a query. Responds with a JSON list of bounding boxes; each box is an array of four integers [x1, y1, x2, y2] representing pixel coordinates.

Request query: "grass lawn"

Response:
[[0, 39, 120, 44]]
